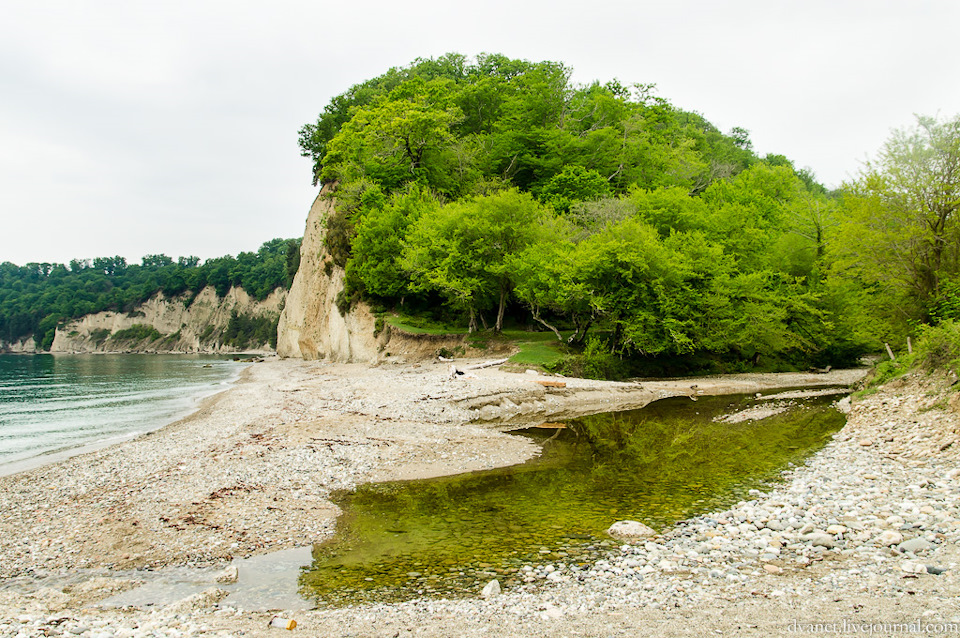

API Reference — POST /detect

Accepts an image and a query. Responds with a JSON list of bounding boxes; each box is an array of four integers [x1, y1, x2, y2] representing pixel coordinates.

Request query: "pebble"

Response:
[[899, 537, 935, 553], [874, 530, 904, 546], [481, 579, 501, 599]]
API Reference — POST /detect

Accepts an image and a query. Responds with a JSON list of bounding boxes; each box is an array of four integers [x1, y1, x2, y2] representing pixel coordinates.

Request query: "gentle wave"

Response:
[[0, 354, 247, 474]]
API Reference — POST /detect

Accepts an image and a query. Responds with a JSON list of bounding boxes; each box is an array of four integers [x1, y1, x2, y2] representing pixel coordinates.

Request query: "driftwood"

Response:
[[464, 358, 509, 370], [535, 380, 566, 388], [448, 358, 508, 380]]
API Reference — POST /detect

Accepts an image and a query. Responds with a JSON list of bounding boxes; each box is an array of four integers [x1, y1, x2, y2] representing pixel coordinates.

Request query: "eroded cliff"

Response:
[[277, 185, 467, 363], [51, 286, 285, 354]]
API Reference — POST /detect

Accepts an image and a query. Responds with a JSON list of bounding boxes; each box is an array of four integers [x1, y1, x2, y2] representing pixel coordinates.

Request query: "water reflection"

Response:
[[300, 391, 846, 605]]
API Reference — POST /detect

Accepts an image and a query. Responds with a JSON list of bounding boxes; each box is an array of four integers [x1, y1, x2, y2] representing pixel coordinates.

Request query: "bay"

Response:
[[0, 354, 246, 475]]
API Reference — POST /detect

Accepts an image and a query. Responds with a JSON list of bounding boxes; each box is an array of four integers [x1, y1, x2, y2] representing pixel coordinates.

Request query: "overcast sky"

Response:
[[1, 0, 957, 266]]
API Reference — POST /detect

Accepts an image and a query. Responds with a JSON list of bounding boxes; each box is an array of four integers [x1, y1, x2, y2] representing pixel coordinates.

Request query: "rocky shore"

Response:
[[6, 359, 958, 637]]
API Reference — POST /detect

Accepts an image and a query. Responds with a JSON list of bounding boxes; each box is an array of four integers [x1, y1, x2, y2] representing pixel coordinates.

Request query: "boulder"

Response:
[[607, 520, 656, 539], [481, 579, 501, 598]]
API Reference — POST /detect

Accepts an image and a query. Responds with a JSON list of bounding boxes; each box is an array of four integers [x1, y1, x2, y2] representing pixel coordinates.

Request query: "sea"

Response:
[[0, 354, 248, 476]]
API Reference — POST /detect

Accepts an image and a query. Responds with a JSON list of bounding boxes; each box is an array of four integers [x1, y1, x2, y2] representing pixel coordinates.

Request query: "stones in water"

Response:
[[607, 520, 656, 539]]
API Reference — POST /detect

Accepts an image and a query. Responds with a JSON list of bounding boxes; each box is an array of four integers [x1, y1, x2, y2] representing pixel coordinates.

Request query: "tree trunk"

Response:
[[468, 307, 478, 333], [568, 317, 593, 347], [495, 283, 507, 332], [609, 322, 622, 354], [531, 306, 563, 341]]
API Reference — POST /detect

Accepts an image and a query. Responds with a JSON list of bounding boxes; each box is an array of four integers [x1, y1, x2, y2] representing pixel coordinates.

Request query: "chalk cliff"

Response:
[[0, 337, 38, 354], [277, 185, 467, 362], [50, 286, 285, 354]]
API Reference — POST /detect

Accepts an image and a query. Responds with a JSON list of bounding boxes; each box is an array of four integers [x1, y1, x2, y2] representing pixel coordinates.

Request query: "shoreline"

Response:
[[16, 359, 960, 637], [0, 360, 864, 575], [0, 354, 251, 479]]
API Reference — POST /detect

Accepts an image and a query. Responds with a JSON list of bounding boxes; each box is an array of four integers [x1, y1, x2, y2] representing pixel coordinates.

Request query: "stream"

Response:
[[299, 389, 847, 606]]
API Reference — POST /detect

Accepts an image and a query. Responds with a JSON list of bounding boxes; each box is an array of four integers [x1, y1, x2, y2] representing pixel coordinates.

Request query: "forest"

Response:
[[299, 53, 960, 376], [0, 238, 301, 350]]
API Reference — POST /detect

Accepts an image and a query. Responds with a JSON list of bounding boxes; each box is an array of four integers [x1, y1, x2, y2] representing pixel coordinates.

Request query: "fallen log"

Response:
[[464, 358, 509, 371]]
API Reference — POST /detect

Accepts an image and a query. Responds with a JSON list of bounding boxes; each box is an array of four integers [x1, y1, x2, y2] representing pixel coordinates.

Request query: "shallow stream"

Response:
[[299, 390, 847, 606]]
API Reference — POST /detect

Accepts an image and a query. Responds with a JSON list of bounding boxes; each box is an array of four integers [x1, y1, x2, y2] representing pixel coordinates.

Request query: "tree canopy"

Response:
[[0, 239, 301, 349], [298, 54, 878, 375]]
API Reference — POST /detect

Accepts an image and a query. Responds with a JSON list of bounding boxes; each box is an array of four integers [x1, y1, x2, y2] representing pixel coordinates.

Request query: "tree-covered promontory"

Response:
[[300, 56, 958, 376], [299, 53, 872, 375], [0, 238, 301, 349]]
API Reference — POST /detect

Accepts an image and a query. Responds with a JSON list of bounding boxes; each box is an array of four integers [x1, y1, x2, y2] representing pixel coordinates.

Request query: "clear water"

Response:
[[301, 391, 847, 605], [0, 354, 246, 474]]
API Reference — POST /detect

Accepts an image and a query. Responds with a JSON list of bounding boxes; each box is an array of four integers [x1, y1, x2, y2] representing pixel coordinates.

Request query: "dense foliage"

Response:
[[830, 115, 960, 337], [0, 238, 300, 349], [301, 54, 875, 373]]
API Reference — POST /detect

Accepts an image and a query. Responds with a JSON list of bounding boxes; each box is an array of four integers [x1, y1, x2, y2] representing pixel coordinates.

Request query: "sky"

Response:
[[1, 0, 958, 266]]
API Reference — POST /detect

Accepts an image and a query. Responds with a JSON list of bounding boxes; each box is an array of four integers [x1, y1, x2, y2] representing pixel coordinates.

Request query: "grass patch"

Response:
[[509, 339, 566, 367], [491, 330, 567, 368], [385, 314, 467, 335]]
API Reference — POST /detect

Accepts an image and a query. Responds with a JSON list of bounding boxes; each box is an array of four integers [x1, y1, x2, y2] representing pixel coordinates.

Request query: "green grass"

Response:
[[384, 314, 467, 335], [494, 330, 567, 367]]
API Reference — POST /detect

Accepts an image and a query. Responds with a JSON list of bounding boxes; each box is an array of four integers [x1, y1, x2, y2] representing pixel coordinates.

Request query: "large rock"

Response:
[[481, 579, 501, 598], [607, 520, 656, 539]]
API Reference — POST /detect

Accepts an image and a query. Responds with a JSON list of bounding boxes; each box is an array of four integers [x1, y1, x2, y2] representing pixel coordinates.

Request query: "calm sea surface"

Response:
[[0, 354, 247, 475]]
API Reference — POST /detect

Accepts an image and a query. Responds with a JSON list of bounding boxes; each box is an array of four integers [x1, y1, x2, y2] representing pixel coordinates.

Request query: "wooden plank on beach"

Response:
[[534, 380, 566, 388]]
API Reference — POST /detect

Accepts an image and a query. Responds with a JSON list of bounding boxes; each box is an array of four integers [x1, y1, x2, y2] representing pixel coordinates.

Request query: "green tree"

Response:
[[402, 190, 548, 331], [833, 114, 960, 322]]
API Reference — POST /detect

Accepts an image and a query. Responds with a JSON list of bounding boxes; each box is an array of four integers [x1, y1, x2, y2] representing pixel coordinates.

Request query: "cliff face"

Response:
[[50, 286, 285, 354], [277, 185, 379, 362], [277, 186, 467, 363], [0, 337, 38, 354]]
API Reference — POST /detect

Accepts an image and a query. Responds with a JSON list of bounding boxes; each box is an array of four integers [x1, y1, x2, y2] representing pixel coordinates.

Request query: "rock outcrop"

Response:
[[50, 286, 285, 354], [0, 337, 38, 353], [277, 185, 467, 363]]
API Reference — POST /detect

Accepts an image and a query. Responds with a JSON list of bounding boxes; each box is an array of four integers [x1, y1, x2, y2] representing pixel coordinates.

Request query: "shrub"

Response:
[[914, 320, 960, 375], [112, 324, 162, 342], [551, 336, 631, 380]]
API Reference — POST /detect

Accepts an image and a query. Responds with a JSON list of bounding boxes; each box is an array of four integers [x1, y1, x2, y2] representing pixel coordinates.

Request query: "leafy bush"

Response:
[[222, 311, 279, 350], [112, 324, 162, 342], [914, 320, 960, 375], [551, 336, 631, 380]]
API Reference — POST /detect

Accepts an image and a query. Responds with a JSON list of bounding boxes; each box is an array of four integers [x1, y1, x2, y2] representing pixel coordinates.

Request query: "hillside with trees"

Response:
[[0, 238, 301, 350], [298, 53, 958, 376]]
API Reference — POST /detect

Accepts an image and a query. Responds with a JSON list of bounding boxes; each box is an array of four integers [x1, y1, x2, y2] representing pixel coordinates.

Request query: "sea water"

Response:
[[0, 354, 246, 475]]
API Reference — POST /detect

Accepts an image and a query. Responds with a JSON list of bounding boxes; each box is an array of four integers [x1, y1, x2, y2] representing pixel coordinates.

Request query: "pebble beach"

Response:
[[5, 358, 958, 637]]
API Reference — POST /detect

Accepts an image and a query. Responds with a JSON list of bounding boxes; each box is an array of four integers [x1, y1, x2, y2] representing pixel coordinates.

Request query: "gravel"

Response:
[[13, 359, 956, 637]]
